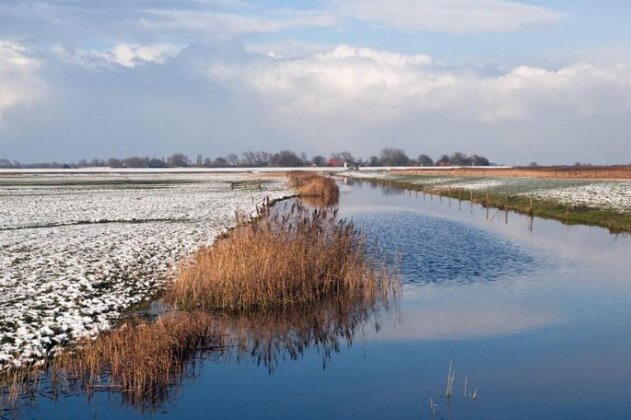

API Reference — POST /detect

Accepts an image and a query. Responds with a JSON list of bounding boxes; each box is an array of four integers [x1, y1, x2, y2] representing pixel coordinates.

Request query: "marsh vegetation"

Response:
[[1, 174, 399, 414]]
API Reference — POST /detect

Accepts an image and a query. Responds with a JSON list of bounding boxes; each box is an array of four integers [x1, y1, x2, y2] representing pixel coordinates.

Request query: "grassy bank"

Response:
[[355, 176, 631, 233]]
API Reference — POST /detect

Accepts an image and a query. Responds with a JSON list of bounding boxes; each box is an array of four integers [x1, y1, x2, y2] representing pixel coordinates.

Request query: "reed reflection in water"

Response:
[[219, 291, 396, 372], [2, 290, 397, 413]]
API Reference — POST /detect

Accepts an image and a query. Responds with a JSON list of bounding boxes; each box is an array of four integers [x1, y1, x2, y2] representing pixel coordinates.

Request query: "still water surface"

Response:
[[27, 181, 631, 419]]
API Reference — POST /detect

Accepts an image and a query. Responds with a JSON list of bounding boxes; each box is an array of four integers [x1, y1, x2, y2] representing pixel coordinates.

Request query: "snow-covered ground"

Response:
[[527, 183, 631, 213], [0, 172, 291, 369], [430, 179, 506, 191], [338, 171, 389, 180]]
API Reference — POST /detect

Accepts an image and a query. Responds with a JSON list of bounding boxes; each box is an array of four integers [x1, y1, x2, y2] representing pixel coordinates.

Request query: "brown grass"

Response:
[[51, 312, 222, 409], [288, 172, 339, 206], [396, 165, 631, 180], [1, 368, 44, 412], [166, 202, 396, 312]]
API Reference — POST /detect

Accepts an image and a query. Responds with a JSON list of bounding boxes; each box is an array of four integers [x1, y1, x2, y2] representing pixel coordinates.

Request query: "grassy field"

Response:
[[342, 171, 631, 233]]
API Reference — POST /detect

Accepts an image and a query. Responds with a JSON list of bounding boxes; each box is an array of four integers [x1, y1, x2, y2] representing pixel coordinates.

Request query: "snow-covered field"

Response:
[[527, 183, 631, 213], [341, 171, 631, 213], [0, 172, 291, 370]]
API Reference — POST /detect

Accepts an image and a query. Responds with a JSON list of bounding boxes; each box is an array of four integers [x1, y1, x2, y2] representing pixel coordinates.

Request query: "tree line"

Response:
[[0, 149, 491, 169]]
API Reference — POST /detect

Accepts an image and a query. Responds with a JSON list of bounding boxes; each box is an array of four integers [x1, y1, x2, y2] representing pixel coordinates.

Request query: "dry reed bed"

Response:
[[288, 172, 339, 207], [1, 312, 222, 411], [52, 312, 221, 408], [167, 202, 396, 312]]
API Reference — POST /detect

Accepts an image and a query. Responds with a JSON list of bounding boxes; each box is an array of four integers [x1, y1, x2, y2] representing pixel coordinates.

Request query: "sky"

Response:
[[1, 0, 630, 165]]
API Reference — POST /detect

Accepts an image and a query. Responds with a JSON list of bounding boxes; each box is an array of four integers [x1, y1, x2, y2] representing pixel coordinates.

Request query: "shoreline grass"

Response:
[[52, 312, 222, 409], [354, 176, 631, 233]]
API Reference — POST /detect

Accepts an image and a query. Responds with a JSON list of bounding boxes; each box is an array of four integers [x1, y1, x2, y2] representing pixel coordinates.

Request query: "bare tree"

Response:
[[167, 153, 190, 167], [416, 154, 434, 166], [311, 155, 327, 166], [271, 150, 304, 167], [379, 148, 410, 166], [225, 153, 239, 166]]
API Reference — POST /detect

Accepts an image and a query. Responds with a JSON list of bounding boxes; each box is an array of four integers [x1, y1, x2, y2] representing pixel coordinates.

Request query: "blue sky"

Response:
[[1, 0, 630, 164]]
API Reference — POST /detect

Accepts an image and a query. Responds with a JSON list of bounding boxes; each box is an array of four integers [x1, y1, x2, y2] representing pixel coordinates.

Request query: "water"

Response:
[[9, 180, 631, 419]]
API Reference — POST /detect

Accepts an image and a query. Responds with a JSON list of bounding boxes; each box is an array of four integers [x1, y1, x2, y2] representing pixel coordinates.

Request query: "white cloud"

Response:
[[208, 45, 443, 115], [0, 41, 45, 125], [52, 42, 184, 68], [207, 45, 631, 124], [333, 0, 565, 34]]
